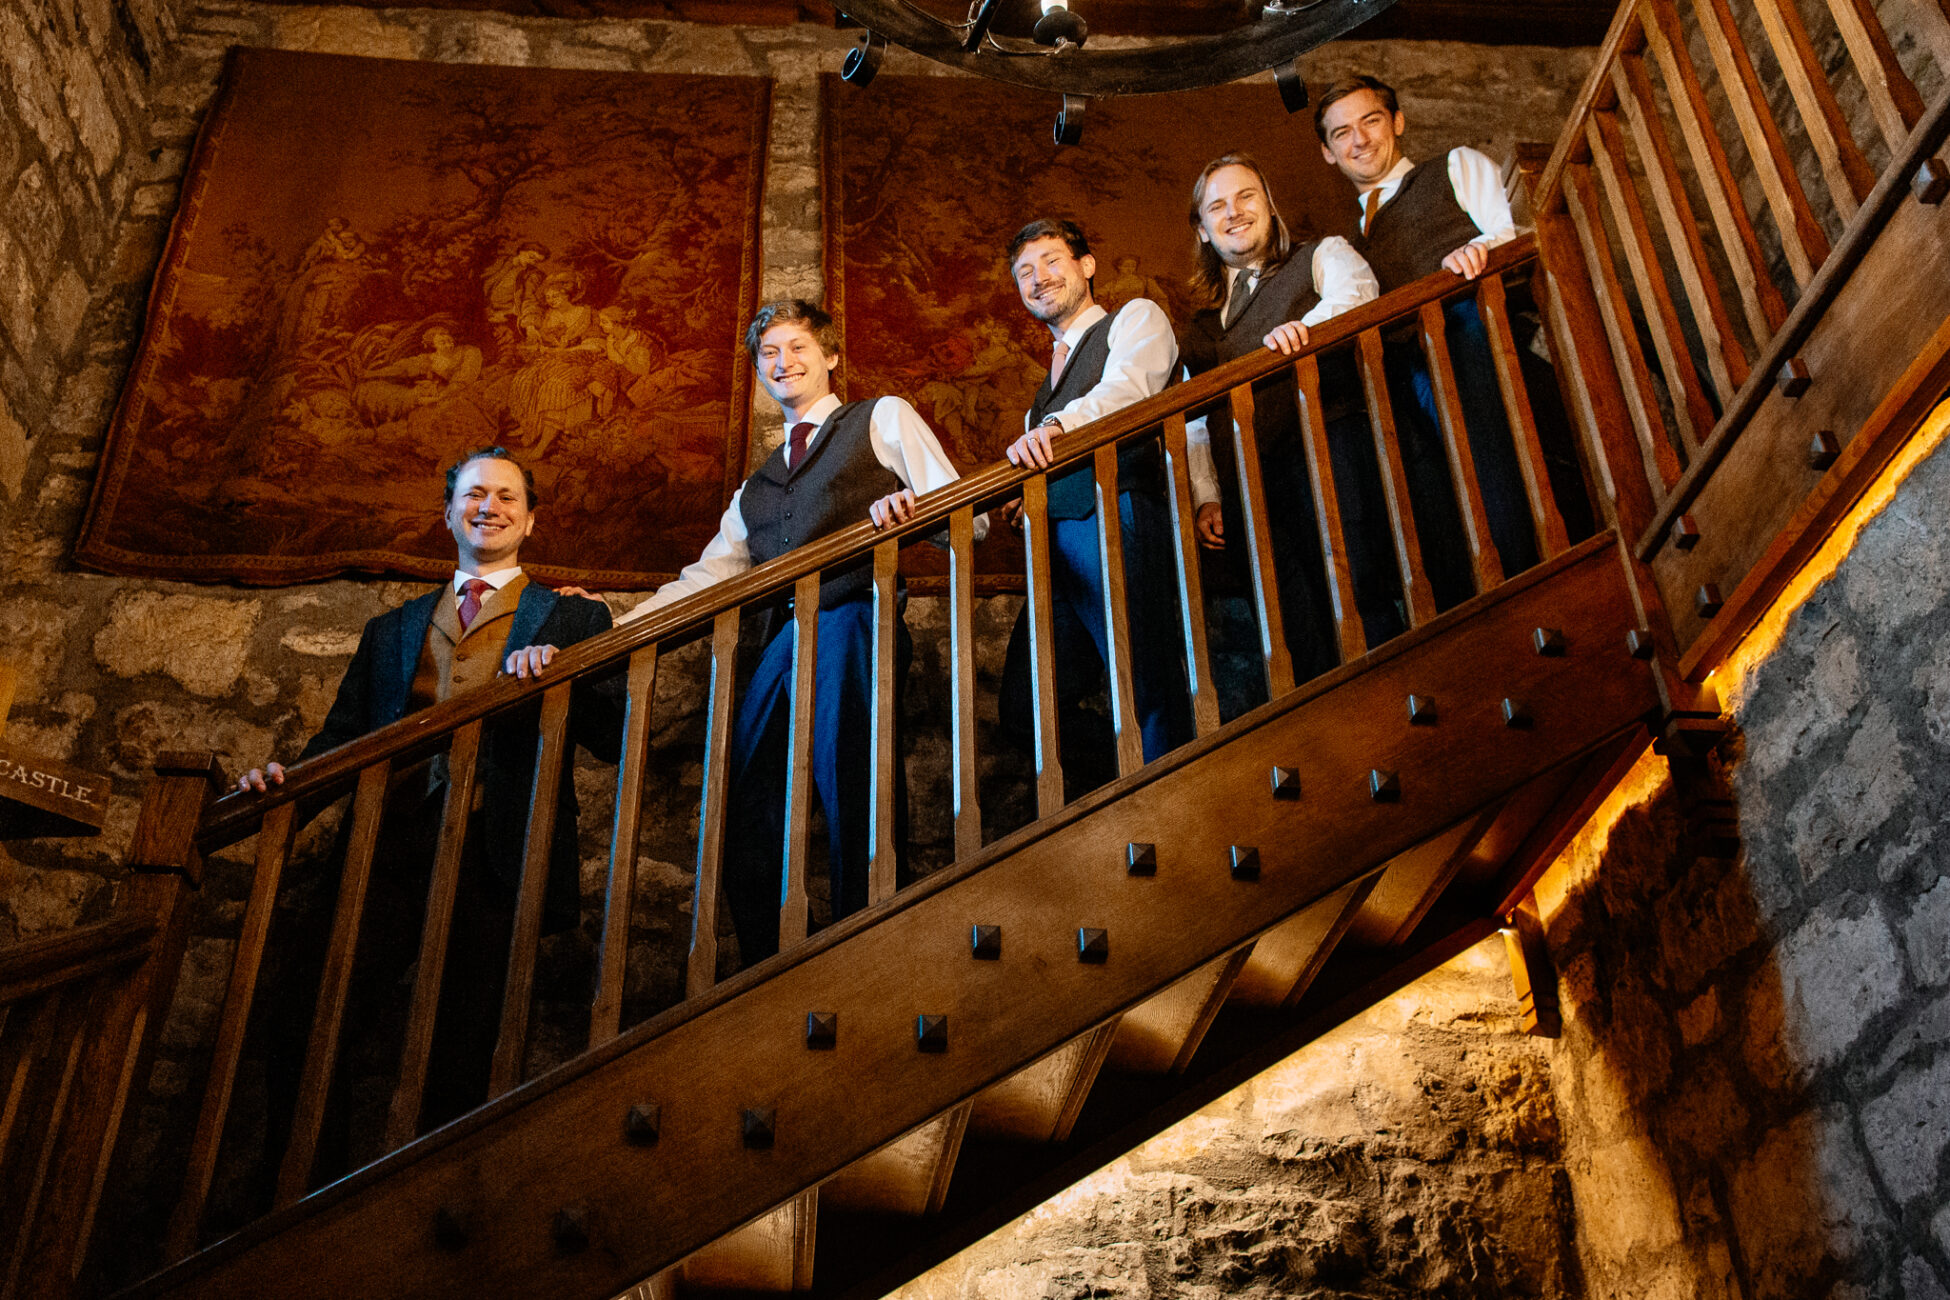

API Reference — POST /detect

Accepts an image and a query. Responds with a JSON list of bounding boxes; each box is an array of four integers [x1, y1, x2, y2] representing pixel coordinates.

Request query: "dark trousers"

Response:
[[1211, 356, 1407, 717], [1389, 297, 1541, 611], [998, 488, 1193, 791], [724, 597, 909, 966]]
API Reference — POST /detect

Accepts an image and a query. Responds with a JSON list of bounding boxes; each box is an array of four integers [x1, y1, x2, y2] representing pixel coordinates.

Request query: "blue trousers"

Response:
[[1390, 298, 1540, 611], [1045, 489, 1193, 768], [723, 598, 907, 965]]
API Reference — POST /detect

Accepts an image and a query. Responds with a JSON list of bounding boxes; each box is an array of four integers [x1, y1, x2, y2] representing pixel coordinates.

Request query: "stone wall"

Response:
[[890, 938, 1578, 1300], [1532, 406, 1950, 1300], [0, 0, 181, 512]]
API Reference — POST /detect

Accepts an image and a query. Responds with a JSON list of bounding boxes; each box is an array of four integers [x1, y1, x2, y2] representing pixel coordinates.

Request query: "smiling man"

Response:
[[1316, 75, 1539, 608], [237, 445, 620, 1179], [1178, 153, 1398, 698], [541, 298, 975, 966], [999, 217, 1190, 780]]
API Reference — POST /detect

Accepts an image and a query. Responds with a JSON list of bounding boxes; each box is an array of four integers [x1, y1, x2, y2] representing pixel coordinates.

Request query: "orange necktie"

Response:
[[1362, 186, 1384, 236]]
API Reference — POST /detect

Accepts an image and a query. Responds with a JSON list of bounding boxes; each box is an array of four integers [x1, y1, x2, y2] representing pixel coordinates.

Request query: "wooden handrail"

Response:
[[0, 914, 160, 1006], [194, 236, 1540, 852]]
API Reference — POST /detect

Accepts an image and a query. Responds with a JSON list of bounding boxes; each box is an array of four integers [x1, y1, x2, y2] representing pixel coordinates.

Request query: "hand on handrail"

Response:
[[506, 644, 558, 679], [1006, 420, 1060, 470], [238, 762, 287, 794], [1442, 242, 1490, 280], [868, 489, 920, 529], [1261, 321, 1311, 355]]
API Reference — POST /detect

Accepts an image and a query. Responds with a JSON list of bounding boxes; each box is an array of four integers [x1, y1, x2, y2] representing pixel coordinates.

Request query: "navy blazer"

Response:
[[300, 581, 622, 931]]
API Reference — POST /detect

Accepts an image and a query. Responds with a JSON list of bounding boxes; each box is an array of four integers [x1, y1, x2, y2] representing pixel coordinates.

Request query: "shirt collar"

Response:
[[454, 565, 522, 594], [789, 392, 843, 430], [1055, 302, 1109, 349], [1359, 155, 1417, 208]]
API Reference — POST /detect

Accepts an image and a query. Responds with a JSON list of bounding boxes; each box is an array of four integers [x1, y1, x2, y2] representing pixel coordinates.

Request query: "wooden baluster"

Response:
[[949, 508, 984, 856], [1292, 357, 1368, 663], [1563, 161, 1686, 492], [384, 721, 482, 1146], [779, 574, 821, 949], [1749, 0, 1877, 221], [1091, 445, 1145, 777], [488, 684, 573, 1099], [1613, 52, 1753, 399], [1825, 0, 1927, 150], [1418, 300, 1506, 594], [1639, 0, 1790, 341], [1533, 199, 1663, 542], [276, 760, 391, 1207], [1354, 332, 1439, 627], [1020, 476, 1065, 819], [1477, 274, 1573, 559], [1692, 0, 1831, 285], [688, 611, 741, 998], [169, 802, 298, 1257], [590, 652, 657, 1047], [1160, 412, 1222, 733], [1586, 111, 1718, 453], [2, 992, 85, 1299], [1228, 385, 1297, 696], [867, 542, 899, 902]]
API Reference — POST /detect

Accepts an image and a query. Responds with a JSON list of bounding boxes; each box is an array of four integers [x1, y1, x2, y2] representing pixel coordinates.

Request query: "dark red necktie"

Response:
[[457, 578, 491, 631], [788, 421, 815, 469]]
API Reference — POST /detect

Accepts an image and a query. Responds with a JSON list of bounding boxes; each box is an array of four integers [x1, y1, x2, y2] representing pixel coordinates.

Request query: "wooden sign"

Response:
[[0, 740, 109, 838]]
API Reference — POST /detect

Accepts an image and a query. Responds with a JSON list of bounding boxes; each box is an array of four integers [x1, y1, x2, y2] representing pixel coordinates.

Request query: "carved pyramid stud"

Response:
[[432, 1205, 470, 1252], [1369, 769, 1401, 802], [1626, 629, 1656, 660], [1229, 846, 1260, 881], [742, 1107, 776, 1148], [1776, 357, 1811, 397], [1406, 695, 1437, 725], [1078, 927, 1110, 963], [805, 1012, 838, 1050], [917, 1014, 949, 1053], [1808, 430, 1840, 470], [1533, 627, 1567, 656], [1696, 584, 1724, 618], [1914, 156, 1949, 205], [624, 1103, 660, 1146], [1270, 766, 1303, 799], [972, 924, 1002, 960], [1671, 516, 1702, 551], [553, 1206, 589, 1255], [1502, 699, 1533, 729], [1126, 842, 1158, 875]]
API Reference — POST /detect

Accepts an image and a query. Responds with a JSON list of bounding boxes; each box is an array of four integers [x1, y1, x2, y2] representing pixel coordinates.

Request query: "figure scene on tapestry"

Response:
[[79, 51, 769, 587]]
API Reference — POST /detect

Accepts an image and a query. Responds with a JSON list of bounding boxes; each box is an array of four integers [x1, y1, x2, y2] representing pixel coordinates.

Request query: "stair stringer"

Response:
[[128, 532, 1657, 1300]]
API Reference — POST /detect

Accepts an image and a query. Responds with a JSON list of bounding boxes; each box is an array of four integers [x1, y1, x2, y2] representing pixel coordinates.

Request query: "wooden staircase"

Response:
[[5, 0, 1950, 1293]]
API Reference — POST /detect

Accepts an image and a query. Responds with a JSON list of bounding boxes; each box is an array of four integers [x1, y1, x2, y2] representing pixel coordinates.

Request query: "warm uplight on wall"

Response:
[[1710, 396, 1950, 708]]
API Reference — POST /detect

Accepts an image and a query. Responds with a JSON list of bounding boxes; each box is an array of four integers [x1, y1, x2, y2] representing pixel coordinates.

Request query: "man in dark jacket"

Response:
[[240, 445, 620, 1176]]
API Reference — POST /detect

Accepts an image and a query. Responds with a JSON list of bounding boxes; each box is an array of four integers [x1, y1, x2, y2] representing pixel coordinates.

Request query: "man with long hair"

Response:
[[1180, 153, 1400, 700]]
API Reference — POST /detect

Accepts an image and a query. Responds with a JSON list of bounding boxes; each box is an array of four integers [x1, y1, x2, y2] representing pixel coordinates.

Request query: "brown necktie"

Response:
[[457, 578, 491, 632], [1049, 339, 1071, 385], [1362, 186, 1384, 236], [1223, 269, 1256, 328], [788, 420, 814, 469]]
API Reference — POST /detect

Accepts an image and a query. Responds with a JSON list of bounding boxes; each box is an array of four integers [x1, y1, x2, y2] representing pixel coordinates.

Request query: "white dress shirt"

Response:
[[1184, 239, 1381, 509], [1360, 147, 1517, 250], [1031, 299, 1178, 435], [622, 392, 982, 622], [452, 565, 522, 593]]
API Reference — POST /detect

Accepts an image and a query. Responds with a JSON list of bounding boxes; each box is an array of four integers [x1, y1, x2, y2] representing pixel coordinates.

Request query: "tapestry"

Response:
[[77, 49, 769, 588], [822, 73, 1359, 588]]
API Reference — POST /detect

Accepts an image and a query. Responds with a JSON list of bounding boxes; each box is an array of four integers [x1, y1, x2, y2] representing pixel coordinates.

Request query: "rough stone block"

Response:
[[94, 591, 261, 697], [1901, 1256, 1950, 1300], [0, 385, 24, 501], [0, 229, 39, 352], [1907, 875, 1950, 987], [1860, 1052, 1950, 1204], [1573, 1134, 1684, 1269], [43, 267, 88, 357], [1678, 987, 1721, 1047], [107, 700, 276, 781], [271, 9, 419, 61], [55, 42, 122, 175], [1776, 899, 1906, 1071], [1727, 1109, 1885, 1300], [8, 162, 67, 269], [0, 10, 78, 160], [0, 850, 110, 938], [1785, 702, 1915, 885], [1935, 1202, 1950, 1262]]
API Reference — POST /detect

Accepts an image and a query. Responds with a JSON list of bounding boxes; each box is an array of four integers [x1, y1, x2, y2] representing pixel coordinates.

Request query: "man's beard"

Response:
[[1026, 281, 1088, 325]]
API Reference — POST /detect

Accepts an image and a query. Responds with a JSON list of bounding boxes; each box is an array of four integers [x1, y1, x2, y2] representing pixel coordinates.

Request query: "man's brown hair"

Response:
[[1313, 74, 1400, 143], [1186, 152, 1294, 308], [444, 445, 537, 509], [745, 298, 840, 358]]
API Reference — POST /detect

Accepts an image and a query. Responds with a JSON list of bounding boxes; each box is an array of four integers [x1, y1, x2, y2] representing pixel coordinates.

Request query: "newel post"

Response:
[[20, 752, 226, 1298]]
